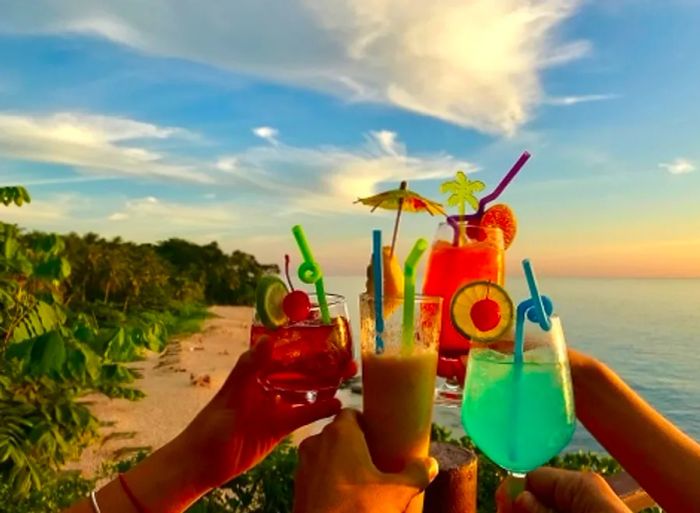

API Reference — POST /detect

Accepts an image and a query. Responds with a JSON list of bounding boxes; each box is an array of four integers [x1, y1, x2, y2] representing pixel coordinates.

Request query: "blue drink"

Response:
[[461, 323, 575, 474]]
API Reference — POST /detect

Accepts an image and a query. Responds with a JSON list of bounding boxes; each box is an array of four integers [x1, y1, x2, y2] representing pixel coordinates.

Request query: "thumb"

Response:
[[393, 457, 439, 491], [514, 491, 553, 513], [278, 398, 342, 434]]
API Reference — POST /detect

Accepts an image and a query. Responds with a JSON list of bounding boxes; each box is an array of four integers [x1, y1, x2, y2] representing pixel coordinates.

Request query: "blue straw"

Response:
[[510, 259, 554, 463], [372, 230, 384, 354], [523, 259, 551, 331]]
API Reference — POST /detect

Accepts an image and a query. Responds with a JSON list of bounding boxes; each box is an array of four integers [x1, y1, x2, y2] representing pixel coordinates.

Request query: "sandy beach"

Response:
[[67, 306, 254, 478]]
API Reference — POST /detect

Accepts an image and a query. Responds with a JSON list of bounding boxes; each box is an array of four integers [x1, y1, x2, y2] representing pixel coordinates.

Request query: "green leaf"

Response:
[[10, 301, 66, 344], [4, 338, 34, 368], [29, 331, 67, 376], [19, 186, 31, 204]]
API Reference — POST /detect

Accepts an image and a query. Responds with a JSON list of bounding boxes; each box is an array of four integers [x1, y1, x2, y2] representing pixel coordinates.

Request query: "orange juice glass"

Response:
[[360, 293, 441, 513]]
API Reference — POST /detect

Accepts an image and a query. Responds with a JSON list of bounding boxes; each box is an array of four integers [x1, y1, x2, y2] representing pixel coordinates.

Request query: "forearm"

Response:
[[570, 351, 700, 513], [63, 433, 211, 513]]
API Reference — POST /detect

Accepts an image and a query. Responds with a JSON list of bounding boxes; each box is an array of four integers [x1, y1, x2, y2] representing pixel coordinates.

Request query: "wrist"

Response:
[[124, 433, 212, 513]]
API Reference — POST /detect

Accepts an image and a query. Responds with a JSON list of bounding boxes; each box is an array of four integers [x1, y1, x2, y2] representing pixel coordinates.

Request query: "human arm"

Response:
[[293, 408, 438, 513], [64, 337, 345, 513], [568, 349, 700, 513]]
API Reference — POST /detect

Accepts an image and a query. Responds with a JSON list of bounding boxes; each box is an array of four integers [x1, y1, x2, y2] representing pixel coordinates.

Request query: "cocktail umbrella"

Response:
[[355, 181, 446, 256]]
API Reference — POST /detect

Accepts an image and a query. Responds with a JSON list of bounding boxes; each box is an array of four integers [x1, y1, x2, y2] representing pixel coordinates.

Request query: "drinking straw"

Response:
[[291, 225, 330, 324], [509, 259, 553, 463], [522, 259, 551, 327], [447, 151, 531, 245], [372, 229, 385, 354], [475, 151, 531, 217], [515, 260, 552, 368], [401, 238, 428, 353]]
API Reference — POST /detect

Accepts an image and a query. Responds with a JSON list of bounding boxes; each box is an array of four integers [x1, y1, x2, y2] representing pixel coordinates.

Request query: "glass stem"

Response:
[[508, 473, 526, 500]]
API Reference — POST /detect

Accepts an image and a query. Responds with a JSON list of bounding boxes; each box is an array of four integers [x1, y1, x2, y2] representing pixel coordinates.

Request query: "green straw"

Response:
[[292, 225, 331, 324], [401, 238, 428, 353]]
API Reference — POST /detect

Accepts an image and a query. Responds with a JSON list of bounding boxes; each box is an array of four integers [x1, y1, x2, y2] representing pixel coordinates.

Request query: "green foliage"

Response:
[[1, 185, 273, 500], [0, 186, 31, 207], [156, 239, 279, 306], [212, 438, 298, 513], [0, 376, 99, 497], [0, 471, 94, 513]]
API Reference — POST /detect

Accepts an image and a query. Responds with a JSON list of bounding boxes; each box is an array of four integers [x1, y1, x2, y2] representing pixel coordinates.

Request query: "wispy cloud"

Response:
[[0, 0, 588, 135], [659, 158, 696, 175], [107, 196, 236, 228], [0, 112, 211, 183], [7, 175, 119, 187], [214, 129, 474, 214], [544, 94, 619, 106]]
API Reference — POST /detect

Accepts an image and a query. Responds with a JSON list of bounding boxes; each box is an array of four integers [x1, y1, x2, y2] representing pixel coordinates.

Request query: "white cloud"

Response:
[[252, 126, 279, 145], [0, 193, 92, 226], [659, 158, 696, 175], [544, 94, 618, 106], [0, 112, 211, 183], [215, 129, 474, 214], [0, 0, 589, 135], [109, 196, 237, 226], [3, 175, 119, 187]]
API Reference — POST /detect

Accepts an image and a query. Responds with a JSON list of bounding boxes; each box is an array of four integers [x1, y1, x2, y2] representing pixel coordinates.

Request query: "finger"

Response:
[[278, 398, 342, 434], [249, 335, 274, 365], [219, 336, 274, 392], [392, 457, 439, 490], [334, 407, 362, 426], [495, 479, 514, 513], [513, 491, 553, 513], [341, 360, 358, 380], [297, 433, 321, 470], [525, 467, 580, 510], [298, 433, 321, 457]]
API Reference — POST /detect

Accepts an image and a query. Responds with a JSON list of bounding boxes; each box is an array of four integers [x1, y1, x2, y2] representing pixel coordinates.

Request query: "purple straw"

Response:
[[448, 151, 531, 244]]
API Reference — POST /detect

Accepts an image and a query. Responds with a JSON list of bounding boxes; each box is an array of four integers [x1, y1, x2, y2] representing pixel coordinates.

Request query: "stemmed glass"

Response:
[[461, 314, 575, 493], [423, 220, 505, 406]]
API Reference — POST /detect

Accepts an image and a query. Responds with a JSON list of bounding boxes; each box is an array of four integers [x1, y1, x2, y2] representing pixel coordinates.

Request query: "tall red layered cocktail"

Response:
[[423, 223, 504, 398]]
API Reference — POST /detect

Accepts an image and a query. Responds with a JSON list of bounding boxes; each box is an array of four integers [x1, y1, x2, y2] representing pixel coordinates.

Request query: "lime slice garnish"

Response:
[[256, 275, 289, 329], [450, 280, 513, 342]]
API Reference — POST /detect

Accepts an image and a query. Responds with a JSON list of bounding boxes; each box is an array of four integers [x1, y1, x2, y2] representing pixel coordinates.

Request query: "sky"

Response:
[[0, 0, 699, 278]]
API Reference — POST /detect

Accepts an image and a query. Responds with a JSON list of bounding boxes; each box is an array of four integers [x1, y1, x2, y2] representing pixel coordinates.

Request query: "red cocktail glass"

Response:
[[250, 293, 353, 404], [422, 222, 504, 406]]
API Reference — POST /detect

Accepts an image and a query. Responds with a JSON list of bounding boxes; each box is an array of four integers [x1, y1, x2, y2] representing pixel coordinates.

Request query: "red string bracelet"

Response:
[[118, 473, 150, 513]]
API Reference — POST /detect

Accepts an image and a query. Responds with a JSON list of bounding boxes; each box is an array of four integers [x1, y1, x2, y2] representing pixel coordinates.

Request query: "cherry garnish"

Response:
[[283, 290, 311, 322], [470, 297, 501, 332]]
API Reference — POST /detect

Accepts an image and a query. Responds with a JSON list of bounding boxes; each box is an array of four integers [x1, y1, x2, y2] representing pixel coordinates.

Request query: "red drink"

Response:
[[423, 224, 504, 381], [250, 314, 353, 403]]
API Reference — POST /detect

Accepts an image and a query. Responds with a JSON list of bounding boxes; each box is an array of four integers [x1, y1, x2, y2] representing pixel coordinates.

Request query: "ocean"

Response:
[[327, 275, 700, 453]]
